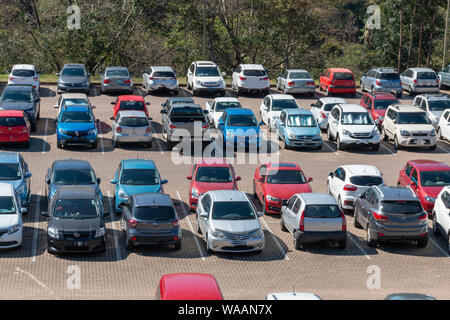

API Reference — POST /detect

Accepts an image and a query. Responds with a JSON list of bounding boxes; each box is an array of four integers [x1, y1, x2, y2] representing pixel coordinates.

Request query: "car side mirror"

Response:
[[97, 178, 101, 184], [21, 208, 27, 214], [308, 177, 313, 183], [25, 172, 32, 179], [46, 178, 51, 185], [160, 110, 167, 114], [257, 212, 263, 218], [41, 211, 49, 217], [146, 102, 151, 105], [161, 179, 168, 185], [110, 179, 117, 184], [328, 172, 334, 177], [161, 103, 166, 107], [375, 119, 380, 125], [259, 121, 265, 126], [311, 103, 315, 107], [200, 212, 209, 218], [235, 176, 241, 182], [56, 73, 60, 76], [186, 175, 192, 180]]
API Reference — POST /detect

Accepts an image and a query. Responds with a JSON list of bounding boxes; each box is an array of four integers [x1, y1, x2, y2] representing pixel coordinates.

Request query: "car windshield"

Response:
[[381, 201, 423, 214], [2, 89, 33, 103], [212, 201, 255, 220], [417, 72, 437, 80], [272, 99, 298, 111], [227, 114, 258, 126], [195, 67, 220, 77], [106, 69, 129, 77], [120, 169, 159, 185], [304, 205, 341, 218], [341, 112, 374, 125], [287, 114, 316, 127], [397, 112, 431, 124], [349, 176, 383, 186], [0, 196, 16, 214], [0, 164, 21, 180], [243, 70, 266, 77], [0, 117, 26, 127], [170, 107, 204, 117], [53, 199, 98, 219], [195, 166, 233, 183], [60, 111, 93, 123], [133, 206, 176, 221], [323, 103, 340, 112], [152, 71, 176, 78], [12, 69, 35, 77], [334, 72, 354, 80], [53, 169, 96, 185], [379, 73, 400, 80], [61, 68, 86, 77], [266, 170, 306, 184], [118, 117, 148, 127], [215, 102, 242, 112], [119, 101, 145, 111], [374, 99, 399, 110], [62, 99, 89, 108], [420, 170, 450, 187], [289, 72, 311, 79], [428, 100, 450, 111]]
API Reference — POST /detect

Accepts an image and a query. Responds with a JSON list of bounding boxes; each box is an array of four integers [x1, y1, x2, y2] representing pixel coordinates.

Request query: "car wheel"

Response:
[[113, 140, 119, 148], [293, 236, 302, 250], [31, 123, 37, 132], [394, 135, 400, 150], [372, 143, 380, 151], [338, 239, 346, 249], [174, 240, 182, 251], [206, 235, 213, 254], [57, 141, 63, 149], [438, 127, 443, 140], [396, 92, 403, 98], [125, 237, 134, 251], [354, 210, 362, 229], [417, 238, 428, 248], [371, 86, 375, 94], [429, 144, 437, 151], [262, 199, 268, 215], [447, 233, 450, 254], [336, 135, 343, 150], [196, 215, 202, 234], [432, 212, 439, 235], [280, 216, 287, 232], [325, 86, 330, 97], [381, 127, 388, 141], [276, 82, 280, 91], [192, 89, 197, 96], [268, 120, 272, 132], [187, 82, 192, 90], [367, 225, 377, 247], [409, 86, 415, 96], [327, 126, 333, 141]]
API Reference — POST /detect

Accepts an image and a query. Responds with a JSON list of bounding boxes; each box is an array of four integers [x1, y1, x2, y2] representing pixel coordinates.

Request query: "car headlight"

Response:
[[288, 132, 296, 139], [266, 195, 280, 202], [95, 227, 105, 238], [342, 129, 351, 136], [81, 81, 88, 86], [17, 184, 26, 195], [211, 230, 225, 239], [118, 189, 128, 200], [425, 196, 436, 203], [59, 128, 68, 134], [196, 80, 202, 86], [191, 188, 201, 199], [252, 230, 264, 238], [48, 226, 59, 239], [372, 127, 380, 136], [430, 129, 436, 136], [8, 224, 20, 234], [88, 128, 97, 135], [400, 129, 410, 137]]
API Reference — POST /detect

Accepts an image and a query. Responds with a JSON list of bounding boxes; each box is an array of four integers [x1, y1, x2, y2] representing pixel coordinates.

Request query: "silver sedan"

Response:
[[111, 111, 152, 148], [100, 66, 134, 94]]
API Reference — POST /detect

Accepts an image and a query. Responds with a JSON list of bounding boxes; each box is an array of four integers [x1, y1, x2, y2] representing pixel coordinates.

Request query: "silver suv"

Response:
[[413, 94, 450, 128]]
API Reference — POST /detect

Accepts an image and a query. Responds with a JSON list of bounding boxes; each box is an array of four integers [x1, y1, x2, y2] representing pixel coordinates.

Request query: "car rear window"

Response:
[[333, 72, 354, 80], [379, 73, 400, 80], [0, 196, 16, 215], [12, 70, 35, 77], [215, 102, 242, 112], [373, 99, 399, 110], [119, 117, 148, 127], [152, 71, 175, 78], [243, 70, 266, 77], [417, 72, 437, 80], [195, 166, 233, 183], [106, 69, 129, 77], [323, 103, 339, 111], [289, 72, 311, 79], [304, 205, 341, 218], [134, 206, 176, 220], [349, 176, 383, 186], [170, 106, 204, 118], [119, 101, 145, 111], [53, 169, 96, 185], [381, 201, 423, 214], [0, 117, 26, 127]]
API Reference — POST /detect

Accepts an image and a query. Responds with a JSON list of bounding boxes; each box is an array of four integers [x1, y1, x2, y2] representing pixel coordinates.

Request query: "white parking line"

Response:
[[176, 191, 205, 261], [429, 237, 450, 258], [41, 119, 49, 154], [150, 121, 164, 155], [322, 141, 339, 155], [379, 143, 395, 155], [260, 217, 289, 260], [107, 191, 122, 262], [347, 233, 371, 260], [31, 191, 41, 262], [97, 122, 105, 155], [437, 145, 450, 153], [15, 267, 59, 299]]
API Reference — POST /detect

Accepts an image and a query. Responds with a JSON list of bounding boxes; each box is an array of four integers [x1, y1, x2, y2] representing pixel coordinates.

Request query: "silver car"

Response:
[[111, 111, 153, 148], [401, 68, 440, 95], [142, 66, 179, 95], [413, 94, 450, 128], [57, 64, 91, 94], [360, 68, 403, 98], [280, 193, 347, 249], [276, 69, 315, 96], [196, 190, 264, 254], [100, 67, 133, 94]]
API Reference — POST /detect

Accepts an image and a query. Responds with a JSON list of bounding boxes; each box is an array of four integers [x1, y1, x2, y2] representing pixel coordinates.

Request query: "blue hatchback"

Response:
[[110, 159, 168, 213], [56, 105, 99, 149], [277, 109, 322, 150], [0, 152, 32, 209], [218, 108, 263, 149]]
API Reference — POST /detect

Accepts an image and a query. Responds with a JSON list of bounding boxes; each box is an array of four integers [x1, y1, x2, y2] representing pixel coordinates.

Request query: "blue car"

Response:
[[360, 68, 403, 98], [56, 105, 99, 149], [110, 159, 168, 213], [218, 108, 263, 149], [277, 109, 322, 150], [0, 152, 32, 209]]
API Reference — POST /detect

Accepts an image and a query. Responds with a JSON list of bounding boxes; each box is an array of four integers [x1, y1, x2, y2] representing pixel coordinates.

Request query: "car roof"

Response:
[[267, 292, 321, 300], [366, 92, 397, 99], [117, 95, 145, 101], [266, 162, 301, 171], [0, 110, 25, 117], [62, 105, 91, 112], [122, 159, 156, 170], [269, 94, 296, 100], [194, 158, 231, 167], [225, 108, 254, 115], [195, 61, 216, 66], [105, 66, 128, 70], [214, 97, 240, 103], [297, 193, 338, 205], [319, 97, 348, 104], [168, 97, 194, 103], [0, 152, 20, 163], [416, 94, 450, 101], [61, 93, 89, 100], [372, 68, 398, 73], [54, 159, 92, 170], [373, 186, 417, 201], [408, 68, 436, 73], [63, 63, 85, 68], [159, 273, 223, 300], [117, 110, 147, 118], [0, 183, 15, 196], [388, 105, 423, 113], [12, 64, 35, 70], [241, 64, 265, 70], [55, 186, 97, 200], [132, 193, 172, 207], [282, 108, 310, 116], [286, 69, 309, 73], [328, 68, 353, 73], [207, 190, 249, 202], [151, 66, 174, 72], [408, 160, 450, 171], [342, 165, 381, 176], [336, 104, 367, 112]]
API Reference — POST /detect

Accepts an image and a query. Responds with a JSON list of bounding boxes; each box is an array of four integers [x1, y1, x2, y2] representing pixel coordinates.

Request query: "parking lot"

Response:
[[0, 83, 449, 300]]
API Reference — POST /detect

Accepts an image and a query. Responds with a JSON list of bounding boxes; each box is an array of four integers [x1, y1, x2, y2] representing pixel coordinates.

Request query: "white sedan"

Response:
[[437, 109, 450, 141], [260, 94, 300, 131]]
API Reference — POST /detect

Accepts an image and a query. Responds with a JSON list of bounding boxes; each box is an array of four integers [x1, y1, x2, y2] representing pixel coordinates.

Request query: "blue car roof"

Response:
[[54, 159, 92, 170], [122, 159, 156, 170], [225, 108, 254, 115], [0, 152, 19, 163]]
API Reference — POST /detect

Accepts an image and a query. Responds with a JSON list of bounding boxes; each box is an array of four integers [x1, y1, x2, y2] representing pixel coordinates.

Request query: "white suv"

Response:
[[327, 165, 385, 211], [432, 186, 450, 254], [0, 183, 25, 249], [260, 94, 300, 131], [381, 104, 438, 150], [8, 64, 40, 91], [187, 61, 226, 96], [437, 109, 450, 141], [413, 94, 450, 128], [231, 64, 270, 96], [327, 104, 380, 151]]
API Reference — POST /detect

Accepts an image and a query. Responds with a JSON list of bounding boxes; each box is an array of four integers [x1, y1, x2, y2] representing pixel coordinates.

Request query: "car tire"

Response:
[[327, 126, 333, 141], [280, 216, 287, 232], [146, 142, 152, 148], [438, 127, 443, 140], [196, 216, 202, 234], [31, 123, 37, 132], [360, 82, 365, 92], [372, 143, 380, 151], [236, 87, 242, 96], [432, 212, 439, 235], [192, 89, 197, 96], [57, 141, 63, 149], [396, 92, 403, 98], [205, 235, 213, 254], [447, 233, 450, 255], [293, 236, 302, 250], [429, 144, 437, 151], [280, 137, 287, 150], [381, 127, 388, 141], [338, 239, 346, 249], [262, 199, 268, 215], [354, 210, 362, 229], [47, 247, 56, 255], [252, 181, 258, 199], [268, 120, 272, 132], [174, 240, 182, 251], [394, 135, 400, 150], [371, 86, 375, 94], [187, 82, 192, 90], [409, 86, 415, 96], [125, 238, 134, 251], [417, 238, 428, 248], [336, 135, 343, 150], [113, 140, 119, 148], [367, 225, 377, 247]]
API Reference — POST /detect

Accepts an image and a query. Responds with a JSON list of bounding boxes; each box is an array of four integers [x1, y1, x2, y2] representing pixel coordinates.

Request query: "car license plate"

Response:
[[75, 241, 85, 246]]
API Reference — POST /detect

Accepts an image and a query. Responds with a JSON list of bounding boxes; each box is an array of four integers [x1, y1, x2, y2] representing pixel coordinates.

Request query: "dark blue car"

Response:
[[56, 105, 98, 149]]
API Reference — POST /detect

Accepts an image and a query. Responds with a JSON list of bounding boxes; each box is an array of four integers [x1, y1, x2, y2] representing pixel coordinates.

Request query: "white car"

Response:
[[231, 64, 270, 96], [310, 97, 348, 130], [187, 61, 226, 96], [413, 94, 450, 128], [0, 183, 25, 249], [327, 165, 385, 211], [260, 94, 300, 131], [142, 66, 179, 95], [266, 292, 322, 300], [437, 109, 450, 141], [327, 104, 381, 151], [432, 186, 450, 254], [205, 97, 242, 128], [8, 64, 40, 91]]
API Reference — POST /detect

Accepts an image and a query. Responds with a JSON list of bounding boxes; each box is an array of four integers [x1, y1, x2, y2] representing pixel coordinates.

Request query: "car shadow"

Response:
[[368, 236, 449, 258], [97, 121, 112, 134], [151, 121, 164, 134], [39, 87, 56, 98], [0, 226, 44, 259], [0, 137, 50, 153], [143, 88, 179, 98], [33, 117, 56, 137]]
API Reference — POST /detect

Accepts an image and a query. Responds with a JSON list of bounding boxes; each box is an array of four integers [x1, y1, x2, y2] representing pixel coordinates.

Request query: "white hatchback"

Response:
[[8, 64, 40, 91], [432, 186, 450, 254], [260, 94, 300, 131], [232, 64, 270, 96], [0, 183, 25, 249]]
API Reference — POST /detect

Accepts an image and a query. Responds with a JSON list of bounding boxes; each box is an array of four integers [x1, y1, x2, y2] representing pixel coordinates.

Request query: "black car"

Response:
[[0, 85, 40, 131], [121, 193, 181, 251], [42, 186, 108, 254]]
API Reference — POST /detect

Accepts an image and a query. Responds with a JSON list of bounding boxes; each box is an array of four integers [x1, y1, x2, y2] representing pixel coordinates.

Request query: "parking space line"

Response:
[[379, 142, 395, 155], [260, 217, 289, 260], [41, 119, 49, 154], [347, 233, 371, 260], [97, 122, 105, 155], [150, 121, 164, 155], [322, 141, 339, 155], [429, 237, 450, 258], [176, 191, 205, 261], [15, 267, 59, 299], [31, 191, 41, 262], [437, 145, 450, 153], [107, 191, 122, 262]]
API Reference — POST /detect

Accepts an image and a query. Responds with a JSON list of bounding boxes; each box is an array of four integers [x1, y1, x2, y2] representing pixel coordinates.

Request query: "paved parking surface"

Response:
[[0, 84, 449, 300]]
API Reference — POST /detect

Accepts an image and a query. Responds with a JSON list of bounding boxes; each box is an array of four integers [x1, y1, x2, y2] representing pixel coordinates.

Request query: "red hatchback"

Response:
[[187, 158, 240, 211], [253, 162, 313, 214], [319, 68, 356, 97], [0, 110, 30, 148], [360, 92, 399, 126], [156, 273, 223, 300], [398, 160, 450, 215], [112, 95, 149, 118]]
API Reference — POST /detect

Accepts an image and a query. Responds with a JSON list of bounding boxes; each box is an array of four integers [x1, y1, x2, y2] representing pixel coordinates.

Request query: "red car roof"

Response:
[[195, 158, 231, 167], [366, 92, 397, 100], [117, 95, 145, 102], [159, 273, 223, 300], [0, 110, 25, 117], [328, 68, 353, 73], [265, 162, 302, 171], [409, 160, 450, 171]]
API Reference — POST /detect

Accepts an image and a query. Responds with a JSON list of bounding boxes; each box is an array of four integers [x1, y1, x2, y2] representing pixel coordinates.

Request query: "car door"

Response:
[[328, 168, 340, 198], [187, 63, 195, 87], [398, 163, 413, 186], [442, 111, 450, 137], [311, 100, 321, 122], [19, 155, 30, 199], [329, 108, 339, 137], [438, 191, 450, 233], [278, 111, 287, 138], [111, 114, 119, 139], [198, 195, 211, 235], [254, 165, 267, 201], [331, 167, 346, 199], [261, 97, 270, 124], [283, 196, 298, 233]]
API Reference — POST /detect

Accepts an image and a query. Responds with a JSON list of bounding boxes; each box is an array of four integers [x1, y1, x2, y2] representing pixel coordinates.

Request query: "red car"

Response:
[[111, 95, 149, 118], [360, 92, 399, 126], [319, 68, 356, 97], [156, 273, 223, 300], [0, 110, 30, 148], [253, 162, 313, 214], [187, 158, 240, 211], [398, 160, 450, 215]]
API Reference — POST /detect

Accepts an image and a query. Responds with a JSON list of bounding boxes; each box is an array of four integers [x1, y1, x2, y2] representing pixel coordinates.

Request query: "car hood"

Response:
[[212, 218, 261, 234], [397, 124, 434, 132], [59, 122, 96, 131], [265, 183, 312, 200], [121, 184, 161, 196], [59, 76, 88, 84], [373, 110, 387, 117], [196, 76, 223, 83], [287, 126, 320, 136], [49, 217, 102, 232], [0, 101, 33, 111], [0, 214, 19, 229], [342, 124, 376, 133], [0, 180, 24, 192], [194, 181, 235, 194], [430, 111, 444, 120], [51, 184, 98, 196], [421, 186, 445, 199]]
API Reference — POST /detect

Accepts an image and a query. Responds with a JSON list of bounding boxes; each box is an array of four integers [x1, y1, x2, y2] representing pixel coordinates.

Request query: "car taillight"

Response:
[[343, 185, 357, 191], [288, 81, 295, 86], [124, 79, 131, 84], [202, 123, 210, 129], [376, 80, 381, 85], [418, 213, 427, 220], [261, 77, 269, 81], [22, 127, 28, 133], [169, 124, 176, 129], [172, 220, 179, 227], [9, 76, 13, 81], [116, 126, 122, 133], [145, 126, 151, 133], [104, 79, 111, 84], [372, 211, 388, 220], [413, 79, 418, 83], [299, 211, 305, 232], [149, 77, 154, 80], [307, 81, 315, 86], [436, 79, 439, 84], [239, 76, 246, 81], [321, 111, 327, 118], [129, 218, 138, 228], [33, 77, 38, 81], [340, 210, 346, 231]]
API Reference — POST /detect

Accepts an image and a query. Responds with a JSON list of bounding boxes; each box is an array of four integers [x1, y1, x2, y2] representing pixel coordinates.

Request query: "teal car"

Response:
[[110, 159, 168, 213], [277, 109, 322, 150]]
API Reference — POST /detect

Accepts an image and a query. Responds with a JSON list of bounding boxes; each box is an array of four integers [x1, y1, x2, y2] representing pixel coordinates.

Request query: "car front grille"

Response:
[[411, 132, 428, 137], [351, 132, 372, 139], [202, 82, 219, 87], [66, 131, 88, 137], [295, 135, 314, 140], [63, 231, 95, 240], [222, 231, 254, 241]]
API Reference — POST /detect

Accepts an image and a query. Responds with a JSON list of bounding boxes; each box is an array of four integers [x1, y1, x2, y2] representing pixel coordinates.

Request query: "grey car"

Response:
[[353, 186, 428, 247], [57, 64, 91, 94], [196, 190, 264, 254], [360, 68, 403, 98], [100, 66, 133, 94], [276, 69, 315, 96], [0, 84, 40, 131], [42, 186, 108, 254], [161, 97, 194, 113], [413, 94, 450, 128], [280, 193, 347, 249], [120, 193, 181, 251], [438, 64, 450, 89], [54, 93, 93, 115], [400, 68, 439, 95], [111, 111, 153, 148]]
